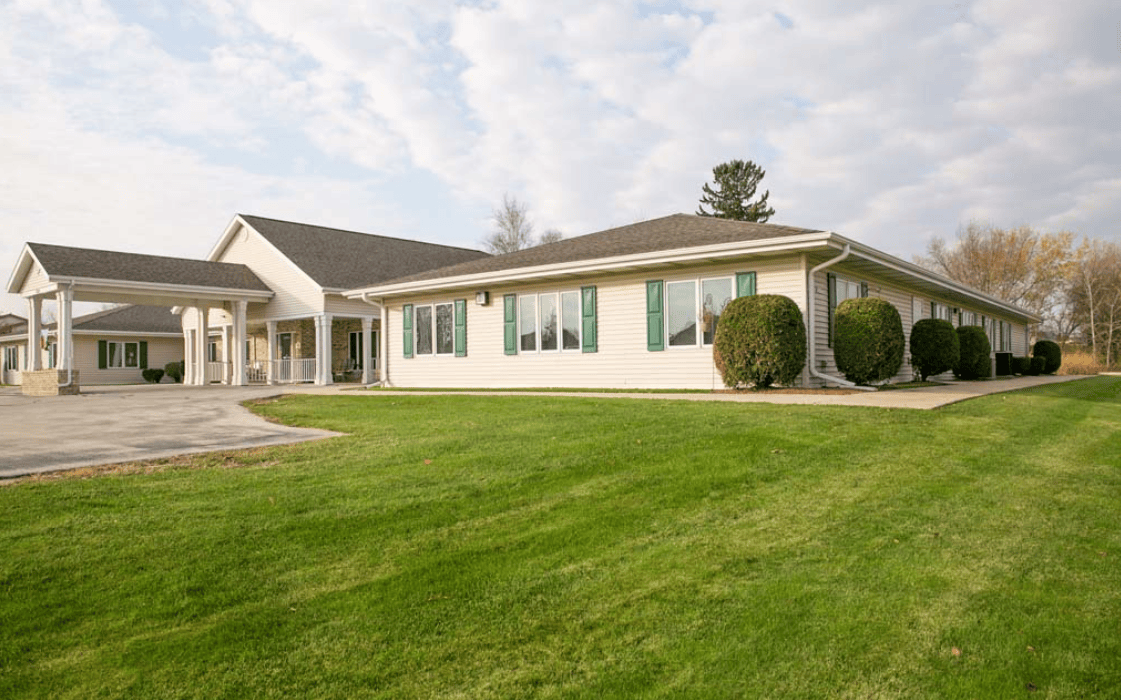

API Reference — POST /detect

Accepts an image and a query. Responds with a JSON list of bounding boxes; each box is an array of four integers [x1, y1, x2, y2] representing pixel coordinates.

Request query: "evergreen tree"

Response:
[[696, 159, 775, 223]]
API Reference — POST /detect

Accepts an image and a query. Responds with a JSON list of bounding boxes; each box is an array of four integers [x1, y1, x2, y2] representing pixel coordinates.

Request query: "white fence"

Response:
[[205, 361, 227, 383], [273, 358, 317, 384]]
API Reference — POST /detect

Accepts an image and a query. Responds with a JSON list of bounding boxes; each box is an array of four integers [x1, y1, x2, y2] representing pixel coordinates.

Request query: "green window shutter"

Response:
[[454, 299, 467, 357], [402, 304, 414, 358], [646, 280, 664, 351], [503, 294, 518, 355], [826, 272, 836, 348], [98, 340, 108, 369], [581, 286, 597, 353], [139, 341, 148, 369], [860, 281, 869, 298], [735, 271, 756, 298]]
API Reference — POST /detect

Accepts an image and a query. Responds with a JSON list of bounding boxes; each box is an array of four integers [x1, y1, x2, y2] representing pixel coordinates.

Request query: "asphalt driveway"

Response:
[[0, 383, 345, 478]]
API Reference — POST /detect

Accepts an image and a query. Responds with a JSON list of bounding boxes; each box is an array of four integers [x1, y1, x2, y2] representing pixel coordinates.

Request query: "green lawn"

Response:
[[2, 378, 1120, 699]]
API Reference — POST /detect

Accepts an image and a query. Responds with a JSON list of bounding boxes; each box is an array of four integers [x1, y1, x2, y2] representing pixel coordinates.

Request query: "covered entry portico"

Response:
[[6, 243, 274, 394]]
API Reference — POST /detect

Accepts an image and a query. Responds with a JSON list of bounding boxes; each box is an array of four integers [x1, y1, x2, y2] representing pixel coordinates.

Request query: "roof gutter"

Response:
[[806, 244, 875, 391]]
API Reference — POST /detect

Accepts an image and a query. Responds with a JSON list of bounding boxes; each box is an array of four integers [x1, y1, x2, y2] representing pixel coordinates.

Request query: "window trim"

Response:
[[663, 274, 735, 350], [410, 301, 462, 358], [512, 290, 586, 355], [107, 340, 141, 369]]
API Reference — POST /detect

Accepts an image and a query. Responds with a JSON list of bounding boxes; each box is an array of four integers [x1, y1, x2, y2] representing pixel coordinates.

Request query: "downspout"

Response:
[[806, 244, 876, 391]]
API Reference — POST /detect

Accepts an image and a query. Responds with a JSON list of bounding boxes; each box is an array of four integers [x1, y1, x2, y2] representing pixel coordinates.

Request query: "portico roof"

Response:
[[7, 243, 274, 307]]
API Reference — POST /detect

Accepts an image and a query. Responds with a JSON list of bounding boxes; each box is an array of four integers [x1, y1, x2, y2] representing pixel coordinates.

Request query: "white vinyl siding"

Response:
[[386, 257, 806, 390], [214, 223, 323, 318], [19, 262, 49, 295], [74, 335, 182, 385]]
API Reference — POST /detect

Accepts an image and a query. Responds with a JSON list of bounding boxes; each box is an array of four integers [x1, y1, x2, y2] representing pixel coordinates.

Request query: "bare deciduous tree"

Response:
[[915, 222, 1074, 323], [1066, 239, 1121, 365], [482, 194, 563, 253]]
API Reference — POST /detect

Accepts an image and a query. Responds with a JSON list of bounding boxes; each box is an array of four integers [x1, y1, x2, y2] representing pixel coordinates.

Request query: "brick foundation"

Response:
[[21, 369, 81, 396]]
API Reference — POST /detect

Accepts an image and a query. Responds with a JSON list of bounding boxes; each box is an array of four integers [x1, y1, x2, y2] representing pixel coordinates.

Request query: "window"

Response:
[[561, 291, 580, 350], [3, 346, 17, 372], [47, 342, 57, 369], [412, 303, 455, 356], [962, 311, 977, 326], [505, 290, 591, 355], [931, 302, 952, 322], [667, 280, 697, 347], [660, 276, 734, 349], [208, 341, 218, 363], [107, 341, 140, 368]]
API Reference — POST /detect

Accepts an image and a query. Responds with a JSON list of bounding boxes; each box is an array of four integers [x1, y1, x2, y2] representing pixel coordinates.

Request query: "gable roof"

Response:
[[238, 215, 491, 291], [360, 213, 822, 288], [68, 305, 182, 334], [22, 243, 271, 292]]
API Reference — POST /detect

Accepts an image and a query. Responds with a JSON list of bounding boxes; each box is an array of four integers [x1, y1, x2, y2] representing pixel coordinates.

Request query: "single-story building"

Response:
[[6, 212, 1038, 393], [0, 305, 182, 385], [343, 214, 1038, 390]]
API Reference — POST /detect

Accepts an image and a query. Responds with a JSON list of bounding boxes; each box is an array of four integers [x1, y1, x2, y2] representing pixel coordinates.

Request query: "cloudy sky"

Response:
[[2, 0, 1119, 315]]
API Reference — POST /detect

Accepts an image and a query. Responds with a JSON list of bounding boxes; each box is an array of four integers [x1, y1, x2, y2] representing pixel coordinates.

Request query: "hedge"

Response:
[[713, 294, 806, 388], [833, 297, 905, 385], [165, 361, 184, 383], [909, 319, 959, 381], [954, 326, 992, 380]]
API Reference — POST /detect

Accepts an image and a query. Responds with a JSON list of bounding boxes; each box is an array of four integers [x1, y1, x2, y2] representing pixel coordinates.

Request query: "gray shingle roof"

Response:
[[28, 243, 271, 292], [372, 213, 824, 287], [239, 215, 491, 290], [69, 305, 183, 334]]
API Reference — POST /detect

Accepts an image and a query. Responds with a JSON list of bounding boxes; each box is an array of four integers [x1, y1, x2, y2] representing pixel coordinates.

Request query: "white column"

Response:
[[315, 313, 333, 385], [361, 316, 373, 384], [56, 287, 73, 371], [266, 320, 277, 385], [184, 328, 194, 385], [221, 323, 232, 384], [195, 304, 209, 385], [232, 300, 247, 386], [26, 296, 42, 371], [380, 302, 389, 387]]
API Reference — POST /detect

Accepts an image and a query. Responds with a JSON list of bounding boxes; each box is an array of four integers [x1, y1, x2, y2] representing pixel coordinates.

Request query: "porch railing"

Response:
[[206, 361, 227, 383], [273, 358, 317, 384]]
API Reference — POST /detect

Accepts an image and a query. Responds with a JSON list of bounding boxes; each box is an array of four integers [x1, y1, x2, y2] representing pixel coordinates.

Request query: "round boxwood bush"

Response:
[[1011, 356, 1032, 375], [1032, 340, 1062, 374], [713, 294, 806, 388], [954, 325, 993, 380], [909, 319, 959, 381], [141, 368, 165, 384], [833, 297, 905, 385]]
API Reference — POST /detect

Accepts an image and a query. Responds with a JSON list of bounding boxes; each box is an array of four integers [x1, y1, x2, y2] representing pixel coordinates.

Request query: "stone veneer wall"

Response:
[[21, 369, 81, 396]]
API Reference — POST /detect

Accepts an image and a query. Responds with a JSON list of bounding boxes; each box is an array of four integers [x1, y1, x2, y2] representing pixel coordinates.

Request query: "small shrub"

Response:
[[1011, 356, 1032, 375], [714, 294, 806, 388], [1032, 340, 1062, 374], [141, 368, 165, 384], [909, 319, 959, 381], [954, 326, 992, 380], [1057, 350, 1103, 375], [833, 298, 905, 385], [165, 360, 184, 383], [1028, 356, 1046, 376]]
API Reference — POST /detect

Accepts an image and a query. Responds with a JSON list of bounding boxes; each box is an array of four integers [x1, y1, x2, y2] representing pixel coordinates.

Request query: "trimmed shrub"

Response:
[[165, 360, 184, 383], [909, 319, 959, 381], [1011, 356, 1032, 375], [1029, 356, 1046, 376], [713, 294, 806, 388], [141, 368, 165, 384], [833, 297, 905, 385], [954, 326, 992, 380], [1032, 340, 1062, 374]]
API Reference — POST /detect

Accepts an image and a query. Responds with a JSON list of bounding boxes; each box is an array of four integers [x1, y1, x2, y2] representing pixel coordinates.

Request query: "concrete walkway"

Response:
[[0, 374, 1094, 478], [368, 374, 1090, 409]]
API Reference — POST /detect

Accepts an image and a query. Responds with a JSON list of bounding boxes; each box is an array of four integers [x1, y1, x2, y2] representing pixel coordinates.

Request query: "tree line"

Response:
[[917, 223, 1121, 367]]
